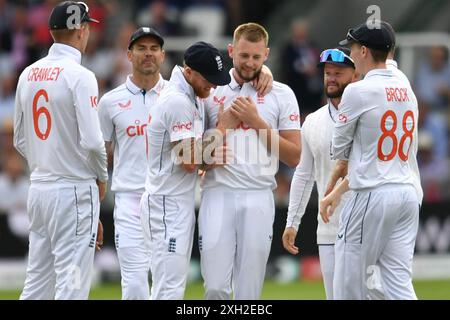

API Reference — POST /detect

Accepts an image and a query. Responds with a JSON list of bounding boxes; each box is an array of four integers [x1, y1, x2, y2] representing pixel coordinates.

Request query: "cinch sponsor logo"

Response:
[[126, 120, 147, 137], [385, 87, 410, 102], [172, 121, 192, 132], [289, 113, 300, 122]]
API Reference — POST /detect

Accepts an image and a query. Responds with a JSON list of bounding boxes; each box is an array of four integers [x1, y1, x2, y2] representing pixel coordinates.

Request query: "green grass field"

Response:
[[1, 280, 449, 300]]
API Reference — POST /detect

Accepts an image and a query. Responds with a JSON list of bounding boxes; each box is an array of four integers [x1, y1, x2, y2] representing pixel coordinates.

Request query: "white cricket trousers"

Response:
[[333, 184, 419, 300], [114, 191, 150, 300], [20, 181, 99, 300], [199, 187, 275, 300], [318, 245, 335, 300], [140, 191, 195, 300]]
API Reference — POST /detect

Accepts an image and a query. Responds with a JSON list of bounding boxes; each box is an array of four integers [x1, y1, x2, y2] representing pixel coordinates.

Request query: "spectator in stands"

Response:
[[280, 19, 322, 117], [0, 152, 29, 241], [0, 72, 17, 124], [417, 131, 450, 202], [415, 46, 450, 114], [418, 101, 448, 162]]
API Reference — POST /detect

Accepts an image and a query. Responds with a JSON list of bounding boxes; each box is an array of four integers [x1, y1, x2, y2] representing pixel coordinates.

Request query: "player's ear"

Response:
[[264, 47, 270, 62], [228, 43, 234, 59], [127, 49, 132, 62]]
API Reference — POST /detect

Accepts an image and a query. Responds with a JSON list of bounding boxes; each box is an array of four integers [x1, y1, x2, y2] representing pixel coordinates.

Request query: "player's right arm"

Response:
[[331, 84, 365, 160], [97, 95, 115, 168], [73, 71, 108, 185], [283, 119, 315, 255], [167, 96, 199, 173], [13, 74, 27, 158]]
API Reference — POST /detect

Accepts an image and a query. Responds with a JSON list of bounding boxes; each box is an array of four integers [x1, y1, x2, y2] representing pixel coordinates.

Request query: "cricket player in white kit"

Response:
[[199, 23, 301, 300], [98, 27, 167, 300], [13, 2, 107, 299], [321, 21, 421, 300], [283, 47, 357, 300], [140, 42, 231, 300]]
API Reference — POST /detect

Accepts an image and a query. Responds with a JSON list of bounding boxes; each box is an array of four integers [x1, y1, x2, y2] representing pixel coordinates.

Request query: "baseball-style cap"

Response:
[[128, 27, 164, 49], [339, 20, 395, 52], [184, 41, 230, 86], [49, 1, 99, 30], [317, 47, 355, 68]]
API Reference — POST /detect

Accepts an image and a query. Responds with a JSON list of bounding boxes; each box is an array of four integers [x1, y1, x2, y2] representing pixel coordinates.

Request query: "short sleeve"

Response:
[[97, 95, 114, 142], [165, 96, 197, 142], [277, 86, 301, 131], [332, 84, 366, 160]]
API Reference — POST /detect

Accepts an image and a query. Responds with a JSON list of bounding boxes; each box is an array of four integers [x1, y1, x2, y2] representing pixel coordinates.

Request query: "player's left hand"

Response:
[[253, 65, 273, 96], [230, 97, 265, 130], [319, 191, 342, 223], [282, 227, 299, 255], [96, 220, 104, 251]]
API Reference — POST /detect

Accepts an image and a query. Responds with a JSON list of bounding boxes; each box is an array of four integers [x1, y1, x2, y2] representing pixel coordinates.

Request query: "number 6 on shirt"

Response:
[[33, 89, 52, 140]]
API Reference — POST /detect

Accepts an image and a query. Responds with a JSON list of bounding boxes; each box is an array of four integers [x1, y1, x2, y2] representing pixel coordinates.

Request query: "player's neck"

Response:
[[130, 72, 160, 92], [364, 61, 387, 74], [232, 69, 246, 87], [330, 98, 341, 109]]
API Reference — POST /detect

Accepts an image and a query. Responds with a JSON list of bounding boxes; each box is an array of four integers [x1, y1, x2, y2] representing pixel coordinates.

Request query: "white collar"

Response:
[[169, 66, 196, 103], [48, 43, 82, 64], [328, 100, 339, 122], [365, 68, 394, 79], [125, 74, 165, 95], [386, 59, 398, 69]]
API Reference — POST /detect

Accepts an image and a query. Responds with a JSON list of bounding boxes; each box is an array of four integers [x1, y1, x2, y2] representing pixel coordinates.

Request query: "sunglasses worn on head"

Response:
[[319, 49, 354, 64]]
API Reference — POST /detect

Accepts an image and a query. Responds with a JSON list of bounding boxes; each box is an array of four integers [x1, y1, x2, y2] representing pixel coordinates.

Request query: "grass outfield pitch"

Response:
[[0, 280, 449, 300]]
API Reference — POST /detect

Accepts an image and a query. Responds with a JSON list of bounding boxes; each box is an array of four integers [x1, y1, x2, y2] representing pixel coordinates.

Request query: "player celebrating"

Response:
[[283, 47, 357, 300], [98, 27, 167, 300], [199, 23, 301, 300], [321, 21, 421, 299], [13, 1, 107, 299], [140, 42, 231, 300]]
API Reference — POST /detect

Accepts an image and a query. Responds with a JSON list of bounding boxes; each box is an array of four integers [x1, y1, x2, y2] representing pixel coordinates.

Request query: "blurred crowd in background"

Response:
[[1, 0, 450, 242]]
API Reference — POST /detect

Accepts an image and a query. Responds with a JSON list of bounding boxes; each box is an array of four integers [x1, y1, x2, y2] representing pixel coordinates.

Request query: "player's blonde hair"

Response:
[[233, 23, 269, 46]]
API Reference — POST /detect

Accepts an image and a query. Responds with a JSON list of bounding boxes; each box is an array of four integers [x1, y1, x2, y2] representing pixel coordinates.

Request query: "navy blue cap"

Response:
[[184, 42, 230, 86], [128, 27, 164, 49], [49, 1, 99, 30], [339, 20, 395, 52]]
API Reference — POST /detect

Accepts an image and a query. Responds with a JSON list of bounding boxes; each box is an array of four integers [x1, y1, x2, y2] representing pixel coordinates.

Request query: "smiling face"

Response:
[[128, 36, 165, 76], [228, 37, 269, 83], [323, 63, 355, 98]]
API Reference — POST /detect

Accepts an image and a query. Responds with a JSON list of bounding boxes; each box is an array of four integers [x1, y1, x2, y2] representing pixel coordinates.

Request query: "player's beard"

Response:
[[234, 64, 262, 82], [193, 86, 212, 99], [325, 81, 349, 99]]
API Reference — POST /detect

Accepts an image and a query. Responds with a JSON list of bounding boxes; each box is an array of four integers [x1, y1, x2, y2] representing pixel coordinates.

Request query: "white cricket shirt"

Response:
[[386, 60, 423, 204], [14, 43, 108, 183], [287, 102, 351, 244], [332, 68, 420, 193], [98, 75, 167, 192], [202, 69, 301, 190], [144, 66, 204, 196]]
